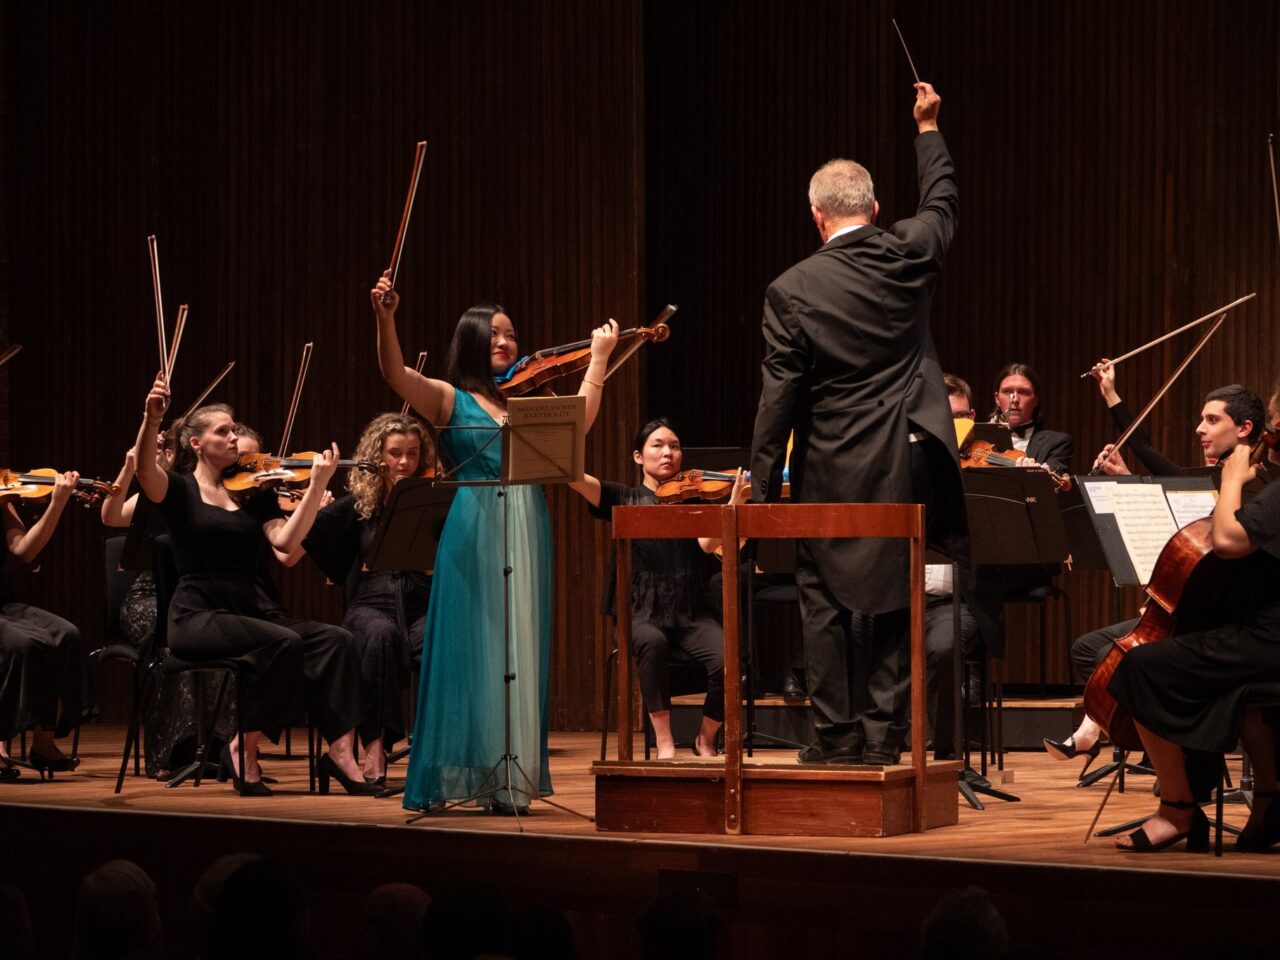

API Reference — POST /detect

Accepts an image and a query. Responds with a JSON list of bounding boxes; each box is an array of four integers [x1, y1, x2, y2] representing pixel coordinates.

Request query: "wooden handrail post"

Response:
[[615, 538, 633, 761], [720, 504, 742, 835]]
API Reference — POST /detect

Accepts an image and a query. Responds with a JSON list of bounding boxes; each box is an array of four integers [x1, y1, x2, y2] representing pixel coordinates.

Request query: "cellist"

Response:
[[1045, 366, 1268, 770], [1104, 375, 1280, 852]]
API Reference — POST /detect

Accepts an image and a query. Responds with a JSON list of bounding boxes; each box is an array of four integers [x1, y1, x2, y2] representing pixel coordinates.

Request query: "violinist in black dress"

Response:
[[0, 471, 88, 781], [571, 418, 747, 759], [1106, 381, 1280, 852], [133, 375, 374, 796], [294, 412, 434, 785]]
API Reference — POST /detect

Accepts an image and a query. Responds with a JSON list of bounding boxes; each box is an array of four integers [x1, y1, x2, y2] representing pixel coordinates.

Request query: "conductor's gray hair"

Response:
[[808, 159, 876, 219]]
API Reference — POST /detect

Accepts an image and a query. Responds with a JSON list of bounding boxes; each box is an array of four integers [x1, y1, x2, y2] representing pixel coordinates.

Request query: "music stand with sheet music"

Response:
[[404, 395, 591, 830], [1073, 475, 1223, 809]]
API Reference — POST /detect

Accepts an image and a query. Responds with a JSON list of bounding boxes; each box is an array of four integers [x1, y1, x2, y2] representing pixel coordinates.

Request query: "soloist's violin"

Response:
[[0, 469, 119, 507], [654, 469, 747, 503], [499, 310, 673, 396]]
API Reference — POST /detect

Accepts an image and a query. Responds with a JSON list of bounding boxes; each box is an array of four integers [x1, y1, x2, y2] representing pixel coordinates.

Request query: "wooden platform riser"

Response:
[[595, 764, 959, 837]]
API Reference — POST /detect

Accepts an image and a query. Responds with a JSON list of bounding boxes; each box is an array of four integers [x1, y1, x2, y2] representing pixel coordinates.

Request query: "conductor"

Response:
[[750, 81, 965, 766]]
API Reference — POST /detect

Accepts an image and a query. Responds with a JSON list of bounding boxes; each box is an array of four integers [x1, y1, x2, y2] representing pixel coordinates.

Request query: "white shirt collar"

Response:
[[826, 223, 865, 243]]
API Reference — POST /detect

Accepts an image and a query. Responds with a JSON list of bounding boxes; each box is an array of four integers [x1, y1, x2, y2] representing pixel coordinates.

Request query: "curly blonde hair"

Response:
[[348, 412, 434, 519]]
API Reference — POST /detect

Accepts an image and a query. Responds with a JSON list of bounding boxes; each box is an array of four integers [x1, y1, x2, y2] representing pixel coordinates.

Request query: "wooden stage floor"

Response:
[[5, 726, 1277, 877], [7, 727, 1280, 958]]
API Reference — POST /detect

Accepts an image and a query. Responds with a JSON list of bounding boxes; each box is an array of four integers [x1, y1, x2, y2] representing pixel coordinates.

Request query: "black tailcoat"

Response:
[[750, 131, 964, 615]]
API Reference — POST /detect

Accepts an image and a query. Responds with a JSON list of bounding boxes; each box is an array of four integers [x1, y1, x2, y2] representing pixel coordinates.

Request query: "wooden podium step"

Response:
[[592, 757, 960, 837]]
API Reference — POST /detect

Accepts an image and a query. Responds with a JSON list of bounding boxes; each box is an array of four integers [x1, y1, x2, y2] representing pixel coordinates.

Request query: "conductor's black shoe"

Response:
[[797, 741, 863, 765], [862, 743, 901, 766], [781, 673, 807, 702]]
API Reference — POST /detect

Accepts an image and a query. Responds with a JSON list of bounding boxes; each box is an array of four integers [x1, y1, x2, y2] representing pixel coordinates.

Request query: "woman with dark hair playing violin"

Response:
[[0, 470, 90, 781], [291, 411, 435, 786], [570, 418, 747, 759], [133, 379, 376, 796], [372, 271, 617, 812], [1103, 380, 1280, 852]]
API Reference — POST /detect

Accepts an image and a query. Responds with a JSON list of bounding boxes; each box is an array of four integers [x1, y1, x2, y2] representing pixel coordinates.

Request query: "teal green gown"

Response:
[[402, 390, 553, 810]]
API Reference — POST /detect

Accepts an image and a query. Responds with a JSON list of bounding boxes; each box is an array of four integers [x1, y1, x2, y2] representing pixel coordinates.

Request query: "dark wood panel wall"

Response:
[[644, 0, 1280, 686], [4, 1, 1280, 732], [3, 0, 642, 727]]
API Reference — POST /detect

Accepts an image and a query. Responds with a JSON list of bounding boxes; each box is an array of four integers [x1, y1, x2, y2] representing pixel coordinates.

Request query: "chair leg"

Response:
[[284, 726, 293, 759], [308, 722, 317, 794], [114, 665, 144, 795], [236, 672, 247, 797], [196, 672, 232, 788], [1038, 601, 1048, 696]]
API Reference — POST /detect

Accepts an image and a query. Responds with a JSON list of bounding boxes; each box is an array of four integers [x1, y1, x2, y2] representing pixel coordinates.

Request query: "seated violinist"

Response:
[[0, 470, 90, 781], [987, 363, 1072, 472], [570, 418, 747, 759], [966, 364, 1073, 674], [1046, 367, 1267, 767], [1104, 374, 1280, 852]]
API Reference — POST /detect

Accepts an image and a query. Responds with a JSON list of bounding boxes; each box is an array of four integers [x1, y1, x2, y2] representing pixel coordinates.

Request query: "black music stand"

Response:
[[361, 478, 456, 797], [404, 396, 592, 830], [962, 467, 1069, 804]]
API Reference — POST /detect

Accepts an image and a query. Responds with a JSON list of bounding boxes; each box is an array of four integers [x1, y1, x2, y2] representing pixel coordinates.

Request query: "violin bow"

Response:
[[381, 140, 428, 305], [0, 344, 21, 369], [401, 350, 428, 416], [1268, 134, 1280, 249], [165, 304, 189, 382], [1079, 293, 1255, 379], [277, 342, 314, 455], [891, 18, 921, 84], [180, 361, 236, 420], [1089, 309, 1233, 475], [148, 235, 169, 379], [603, 304, 677, 383]]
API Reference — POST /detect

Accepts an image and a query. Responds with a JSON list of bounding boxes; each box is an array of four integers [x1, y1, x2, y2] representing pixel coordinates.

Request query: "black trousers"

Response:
[[632, 616, 725, 722], [0, 603, 87, 741], [795, 441, 940, 752], [170, 579, 363, 743], [1071, 618, 1139, 685], [925, 595, 979, 759]]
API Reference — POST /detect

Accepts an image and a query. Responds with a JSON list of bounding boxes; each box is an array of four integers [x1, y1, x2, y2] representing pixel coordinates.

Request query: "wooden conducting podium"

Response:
[[592, 502, 960, 837]]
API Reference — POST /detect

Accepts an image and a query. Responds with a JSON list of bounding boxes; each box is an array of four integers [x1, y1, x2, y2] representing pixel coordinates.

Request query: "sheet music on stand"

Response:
[[501, 395, 585, 485], [1076, 475, 1217, 586]]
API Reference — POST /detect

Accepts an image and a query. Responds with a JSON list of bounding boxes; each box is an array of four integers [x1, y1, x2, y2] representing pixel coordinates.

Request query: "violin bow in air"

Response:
[[277, 342, 314, 455], [381, 141, 428, 305], [0, 344, 21, 369], [180, 362, 236, 420], [148, 235, 169, 379], [1089, 304, 1245, 475], [1079, 293, 1255, 379]]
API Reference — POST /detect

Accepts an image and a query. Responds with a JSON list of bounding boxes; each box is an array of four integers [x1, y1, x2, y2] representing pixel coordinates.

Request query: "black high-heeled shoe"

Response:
[[1042, 736, 1103, 774], [219, 743, 272, 797], [1119, 800, 1210, 853], [0, 758, 19, 782], [1236, 790, 1280, 852], [317, 754, 381, 796], [27, 748, 78, 781]]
